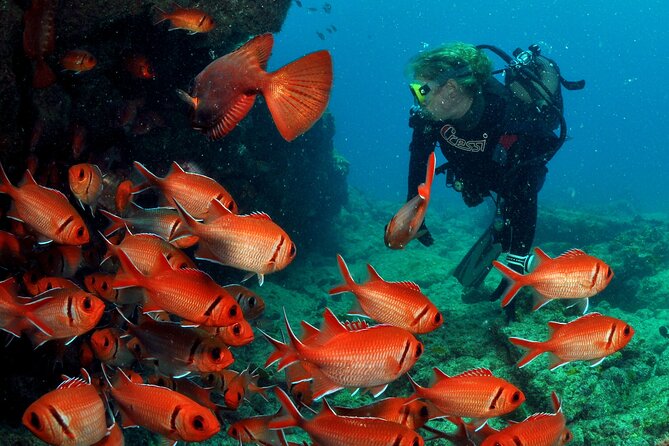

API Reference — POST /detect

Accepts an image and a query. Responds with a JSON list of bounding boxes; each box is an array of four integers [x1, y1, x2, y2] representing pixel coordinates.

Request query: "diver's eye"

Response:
[[623, 325, 631, 336], [192, 416, 205, 431], [512, 391, 521, 402], [211, 347, 221, 361], [28, 412, 42, 430], [434, 312, 442, 324], [83, 297, 92, 310], [232, 324, 241, 336], [415, 343, 423, 358]]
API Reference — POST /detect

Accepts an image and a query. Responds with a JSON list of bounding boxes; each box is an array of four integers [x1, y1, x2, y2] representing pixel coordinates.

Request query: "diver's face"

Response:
[[420, 79, 470, 121]]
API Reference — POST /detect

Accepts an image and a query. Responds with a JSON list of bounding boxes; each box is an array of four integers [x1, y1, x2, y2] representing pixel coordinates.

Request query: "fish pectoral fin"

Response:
[[548, 353, 569, 371], [385, 356, 402, 375], [531, 292, 553, 311], [301, 362, 341, 401], [471, 418, 489, 432], [365, 383, 388, 397]]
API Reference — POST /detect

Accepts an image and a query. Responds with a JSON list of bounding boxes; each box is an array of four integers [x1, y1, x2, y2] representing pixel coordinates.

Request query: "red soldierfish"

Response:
[[101, 231, 195, 274], [481, 392, 572, 446], [508, 312, 634, 370], [329, 254, 442, 334], [385, 151, 436, 249], [112, 249, 242, 327], [133, 161, 237, 217], [264, 308, 423, 400], [60, 49, 97, 73], [0, 164, 90, 245], [105, 368, 220, 443], [407, 367, 525, 429], [177, 33, 333, 141], [224, 284, 265, 320], [228, 413, 287, 446], [269, 387, 425, 446], [493, 247, 613, 312], [333, 396, 435, 431], [68, 163, 103, 213], [153, 5, 215, 34], [90, 328, 136, 368], [22, 0, 56, 88], [23, 369, 108, 446], [174, 199, 296, 285]]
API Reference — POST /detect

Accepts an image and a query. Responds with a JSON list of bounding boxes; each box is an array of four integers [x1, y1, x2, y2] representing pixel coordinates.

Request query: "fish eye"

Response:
[[289, 244, 296, 257], [78, 169, 85, 180], [415, 343, 423, 358], [229, 427, 238, 437], [434, 312, 441, 324], [232, 324, 241, 336], [564, 431, 572, 441], [28, 412, 42, 430], [606, 268, 613, 278], [624, 325, 631, 336], [211, 347, 221, 361], [83, 296, 92, 310], [76, 227, 85, 238], [192, 415, 205, 431], [228, 305, 238, 318], [101, 281, 109, 291], [236, 392, 242, 402], [512, 391, 521, 402], [103, 336, 110, 347], [179, 262, 188, 269], [248, 297, 256, 308], [419, 405, 429, 417], [412, 438, 420, 446]]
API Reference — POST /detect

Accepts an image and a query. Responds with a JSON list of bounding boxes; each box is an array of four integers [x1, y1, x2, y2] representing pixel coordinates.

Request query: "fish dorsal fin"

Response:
[[391, 281, 421, 293], [244, 211, 272, 221], [19, 169, 39, 187], [317, 308, 347, 342], [342, 320, 369, 331], [557, 248, 588, 259], [533, 247, 552, 263], [58, 369, 91, 389], [365, 264, 384, 282], [522, 412, 553, 423], [169, 161, 185, 175], [547, 321, 566, 335], [300, 321, 320, 341], [236, 33, 274, 71], [430, 367, 451, 385], [454, 368, 493, 379], [571, 312, 602, 324], [206, 199, 234, 220]]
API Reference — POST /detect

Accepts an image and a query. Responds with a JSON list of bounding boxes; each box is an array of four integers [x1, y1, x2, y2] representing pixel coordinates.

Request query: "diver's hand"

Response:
[[417, 222, 434, 247]]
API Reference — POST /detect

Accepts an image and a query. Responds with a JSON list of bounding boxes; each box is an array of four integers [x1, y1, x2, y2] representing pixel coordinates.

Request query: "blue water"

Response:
[[273, 0, 669, 214]]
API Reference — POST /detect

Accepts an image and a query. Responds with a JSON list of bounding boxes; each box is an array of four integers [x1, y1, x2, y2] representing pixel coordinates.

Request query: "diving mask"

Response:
[[409, 82, 432, 106]]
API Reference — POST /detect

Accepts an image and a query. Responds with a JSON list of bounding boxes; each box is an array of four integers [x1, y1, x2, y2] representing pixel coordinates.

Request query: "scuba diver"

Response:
[[403, 42, 584, 305]]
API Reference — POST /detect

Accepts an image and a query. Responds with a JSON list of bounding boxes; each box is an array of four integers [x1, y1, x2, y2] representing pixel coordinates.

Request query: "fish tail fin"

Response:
[[151, 5, 168, 25], [264, 50, 333, 141], [98, 209, 128, 237], [405, 374, 426, 403], [508, 337, 546, 368], [268, 387, 303, 430], [98, 231, 117, 265], [33, 59, 56, 89], [259, 328, 297, 370], [132, 161, 161, 188], [417, 151, 436, 199], [492, 260, 525, 307], [328, 254, 355, 295], [0, 162, 17, 196]]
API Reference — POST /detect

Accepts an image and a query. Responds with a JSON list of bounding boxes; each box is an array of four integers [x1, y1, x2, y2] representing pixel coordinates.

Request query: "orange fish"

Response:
[[269, 387, 425, 446], [264, 308, 423, 400], [22, 272, 77, 296], [0, 164, 89, 245], [93, 422, 125, 446], [385, 151, 436, 249], [84, 272, 144, 305], [153, 5, 215, 34], [36, 244, 85, 278], [123, 54, 155, 79], [23, 0, 56, 88], [61, 49, 97, 73], [68, 163, 103, 213], [148, 375, 220, 413], [200, 319, 254, 347], [90, 328, 136, 367], [228, 412, 287, 446], [23, 369, 108, 446], [126, 315, 233, 377], [114, 179, 138, 213], [174, 199, 295, 285], [493, 247, 613, 312], [112, 249, 242, 326], [220, 367, 271, 410], [105, 368, 220, 443], [481, 392, 572, 446], [333, 397, 434, 431], [101, 231, 195, 274], [133, 161, 237, 217], [225, 284, 266, 320], [407, 367, 525, 429], [177, 33, 332, 141], [329, 254, 442, 334], [508, 312, 634, 370]]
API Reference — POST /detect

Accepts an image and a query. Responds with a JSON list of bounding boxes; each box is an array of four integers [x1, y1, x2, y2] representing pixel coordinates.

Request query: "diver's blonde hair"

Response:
[[407, 42, 492, 94]]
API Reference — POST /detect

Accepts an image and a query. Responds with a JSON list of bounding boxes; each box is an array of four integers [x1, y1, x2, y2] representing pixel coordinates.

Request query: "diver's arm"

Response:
[[407, 108, 437, 200]]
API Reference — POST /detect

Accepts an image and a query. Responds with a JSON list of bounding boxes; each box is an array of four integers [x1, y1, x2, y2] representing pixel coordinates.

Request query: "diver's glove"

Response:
[[489, 253, 531, 301], [417, 222, 434, 247]]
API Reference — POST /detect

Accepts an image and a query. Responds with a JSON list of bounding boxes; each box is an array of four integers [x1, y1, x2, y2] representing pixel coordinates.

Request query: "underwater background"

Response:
[[0, 0, 668, 445]]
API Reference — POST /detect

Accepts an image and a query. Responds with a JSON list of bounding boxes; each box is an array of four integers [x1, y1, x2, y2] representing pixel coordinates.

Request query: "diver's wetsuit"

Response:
[[407, 77, 558, 256]]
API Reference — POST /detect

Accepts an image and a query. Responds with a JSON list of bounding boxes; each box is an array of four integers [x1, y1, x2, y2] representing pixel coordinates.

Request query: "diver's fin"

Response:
[[453, 226, 503, 288]]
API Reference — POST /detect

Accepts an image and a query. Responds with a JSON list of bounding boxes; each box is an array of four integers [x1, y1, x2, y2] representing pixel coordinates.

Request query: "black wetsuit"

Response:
[[407, 78, 559, 256]]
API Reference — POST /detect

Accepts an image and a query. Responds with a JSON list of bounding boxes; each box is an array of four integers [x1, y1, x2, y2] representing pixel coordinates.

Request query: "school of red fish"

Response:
[[5, 4, 635, 445]]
